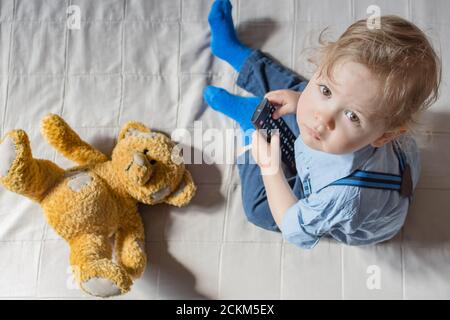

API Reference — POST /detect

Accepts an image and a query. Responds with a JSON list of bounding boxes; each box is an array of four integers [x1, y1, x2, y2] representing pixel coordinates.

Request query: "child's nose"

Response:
[[314, 111, 335, 131]]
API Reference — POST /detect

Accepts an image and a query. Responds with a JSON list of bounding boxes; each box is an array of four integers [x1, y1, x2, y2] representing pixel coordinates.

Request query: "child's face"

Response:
[[296, 60, 388, 154]]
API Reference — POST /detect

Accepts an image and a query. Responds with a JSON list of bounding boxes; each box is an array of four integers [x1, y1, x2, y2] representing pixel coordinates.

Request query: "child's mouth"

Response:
[[304, 125, 321, 140]]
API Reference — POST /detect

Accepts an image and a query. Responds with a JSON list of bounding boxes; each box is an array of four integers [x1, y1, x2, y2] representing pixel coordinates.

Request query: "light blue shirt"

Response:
[[281, 133, 421, 249]]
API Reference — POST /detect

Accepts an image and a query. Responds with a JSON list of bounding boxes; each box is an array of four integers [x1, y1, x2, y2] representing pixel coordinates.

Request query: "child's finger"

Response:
[[270, 132, 280, 150], [272, 106, 289, 119], [250, 134, 258, 162], [258, 133, 272, 168], [265, 91, 287, 106], [255, 130, 269, 150], [251, 130, 259, 144], [270, 132, 281, 168]]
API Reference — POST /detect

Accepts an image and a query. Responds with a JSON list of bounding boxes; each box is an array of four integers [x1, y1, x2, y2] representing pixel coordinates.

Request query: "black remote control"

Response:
[[251, 98, 297, 174]]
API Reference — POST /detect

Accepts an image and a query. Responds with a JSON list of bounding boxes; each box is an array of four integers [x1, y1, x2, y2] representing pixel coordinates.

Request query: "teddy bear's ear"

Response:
[[117, 121, 152, 142], [164, 170, 196, 207]]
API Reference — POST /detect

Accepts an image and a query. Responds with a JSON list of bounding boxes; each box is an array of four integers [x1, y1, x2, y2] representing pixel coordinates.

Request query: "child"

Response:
[[203, 0, 441, 248]]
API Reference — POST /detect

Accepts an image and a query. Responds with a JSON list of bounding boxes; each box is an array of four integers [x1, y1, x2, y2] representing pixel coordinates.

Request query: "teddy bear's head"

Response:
[[112, 121, 195, 206]]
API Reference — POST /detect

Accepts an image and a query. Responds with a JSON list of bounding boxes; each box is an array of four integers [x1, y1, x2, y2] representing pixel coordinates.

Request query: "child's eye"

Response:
[[319, 84, 332, 97], [345, 110, 360, 123]]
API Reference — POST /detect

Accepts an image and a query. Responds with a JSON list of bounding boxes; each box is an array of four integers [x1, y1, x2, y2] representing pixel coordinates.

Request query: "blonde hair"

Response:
[[313, 15, 441, 132]]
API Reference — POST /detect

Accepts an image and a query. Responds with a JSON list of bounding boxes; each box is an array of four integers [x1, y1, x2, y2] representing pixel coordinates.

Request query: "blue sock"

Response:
[[203, 86, 260, 134], [208, 0, 253, 71]]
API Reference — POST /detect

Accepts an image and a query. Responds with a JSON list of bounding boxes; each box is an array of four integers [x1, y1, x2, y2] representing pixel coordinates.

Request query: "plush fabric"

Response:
[[0, 114, 196, 297]]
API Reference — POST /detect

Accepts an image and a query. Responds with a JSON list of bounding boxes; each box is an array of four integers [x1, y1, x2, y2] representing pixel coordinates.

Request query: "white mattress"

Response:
[[1, 0, 450, 300]]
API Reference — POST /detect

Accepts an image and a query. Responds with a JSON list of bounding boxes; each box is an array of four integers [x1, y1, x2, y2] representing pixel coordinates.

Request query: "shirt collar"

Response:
[[294, 135, 377, 193]]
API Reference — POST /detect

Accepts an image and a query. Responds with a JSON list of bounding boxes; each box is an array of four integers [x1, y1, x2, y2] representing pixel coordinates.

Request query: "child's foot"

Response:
[[208, 0, 253, 71], [203, 85, 260, 132]]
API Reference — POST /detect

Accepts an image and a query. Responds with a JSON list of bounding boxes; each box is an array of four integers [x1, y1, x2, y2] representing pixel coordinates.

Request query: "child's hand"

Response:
[[251, 130, 282, 176], [265, 89, 302, 119]]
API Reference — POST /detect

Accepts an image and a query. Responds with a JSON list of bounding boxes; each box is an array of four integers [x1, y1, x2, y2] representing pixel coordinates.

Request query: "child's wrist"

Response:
[[259, 164, 284, 177]]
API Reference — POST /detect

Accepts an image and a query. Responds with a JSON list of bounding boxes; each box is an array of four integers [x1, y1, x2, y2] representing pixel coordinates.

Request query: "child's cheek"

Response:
[[297, 86, 315, 122]]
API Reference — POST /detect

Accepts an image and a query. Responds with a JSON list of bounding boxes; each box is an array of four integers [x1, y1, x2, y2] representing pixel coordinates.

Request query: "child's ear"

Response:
[[117, 122, 151, 142], [371, 127, 407, 148], [164, 170, 196, 207]]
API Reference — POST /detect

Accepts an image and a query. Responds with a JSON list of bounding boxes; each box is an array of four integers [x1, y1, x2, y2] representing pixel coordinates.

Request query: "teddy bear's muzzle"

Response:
[[128, 153, 154, 186]]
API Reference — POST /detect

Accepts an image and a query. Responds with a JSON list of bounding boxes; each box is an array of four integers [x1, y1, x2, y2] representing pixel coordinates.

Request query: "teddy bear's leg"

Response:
[[69, 233, 132, 297], [115, 229, 147, 279], [0, 130, 64, 202], [115, 214, 147, 279]]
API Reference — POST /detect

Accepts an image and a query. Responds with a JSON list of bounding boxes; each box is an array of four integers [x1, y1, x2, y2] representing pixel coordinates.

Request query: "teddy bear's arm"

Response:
[[41, 114, 109, 166]]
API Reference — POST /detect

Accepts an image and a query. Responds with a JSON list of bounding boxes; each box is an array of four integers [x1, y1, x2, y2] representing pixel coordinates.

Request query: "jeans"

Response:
[[235, 50, 308, 232]]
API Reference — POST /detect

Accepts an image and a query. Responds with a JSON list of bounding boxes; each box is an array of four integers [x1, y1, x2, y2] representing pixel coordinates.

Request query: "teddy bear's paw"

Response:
[[78, 259, 132, 297], [0, 130, 32, 179], [81, 277, 122, 298], [0, 136, 17, 178]]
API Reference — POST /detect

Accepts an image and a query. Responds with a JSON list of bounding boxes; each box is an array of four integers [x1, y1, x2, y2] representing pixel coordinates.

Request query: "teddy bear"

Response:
[[0, 114, 196, 297]]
